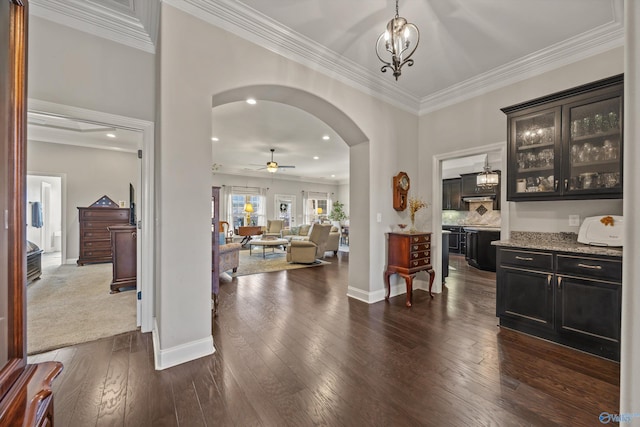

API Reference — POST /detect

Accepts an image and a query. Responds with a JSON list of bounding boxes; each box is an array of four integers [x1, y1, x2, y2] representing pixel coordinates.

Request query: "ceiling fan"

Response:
[[258, 148, 295, 173]]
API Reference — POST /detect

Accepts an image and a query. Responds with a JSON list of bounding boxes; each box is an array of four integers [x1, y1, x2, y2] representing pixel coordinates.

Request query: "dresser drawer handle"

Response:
[[413, 237, 419, 243], [412, 253, 418, 259], [412, 261, 418, 266], [515, 256, 533, 261], [413, 245, 418, 251], [578, 263, 603, 270]]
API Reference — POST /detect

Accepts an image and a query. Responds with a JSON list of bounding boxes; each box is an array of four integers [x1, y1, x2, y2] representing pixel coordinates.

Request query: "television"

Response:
[[129, 183, 136, 226]]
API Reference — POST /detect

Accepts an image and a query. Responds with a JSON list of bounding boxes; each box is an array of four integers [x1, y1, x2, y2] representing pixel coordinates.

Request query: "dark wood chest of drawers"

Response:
[[77, 196, 131, 265], [108, 225, 137, 293], [384, 232, 436, 307]]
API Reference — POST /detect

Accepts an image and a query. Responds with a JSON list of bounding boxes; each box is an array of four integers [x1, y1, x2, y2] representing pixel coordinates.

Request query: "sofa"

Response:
[[219, 242, 241, 274], [282, 224, 340, 255], [286, 224, 331, 264]]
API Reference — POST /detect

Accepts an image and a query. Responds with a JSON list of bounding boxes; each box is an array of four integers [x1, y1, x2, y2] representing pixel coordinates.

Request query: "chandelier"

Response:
[[477, 156, 499, 188], [375, 0, 420, 81]]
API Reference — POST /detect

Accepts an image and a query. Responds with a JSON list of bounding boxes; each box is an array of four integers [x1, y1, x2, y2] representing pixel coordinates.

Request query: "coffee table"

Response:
[[249, 238, 288, 258]]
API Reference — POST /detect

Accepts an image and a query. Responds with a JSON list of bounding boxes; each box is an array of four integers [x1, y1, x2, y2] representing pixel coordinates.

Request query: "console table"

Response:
[[238, 225, 263, 246], [384, 232, 435, 307]]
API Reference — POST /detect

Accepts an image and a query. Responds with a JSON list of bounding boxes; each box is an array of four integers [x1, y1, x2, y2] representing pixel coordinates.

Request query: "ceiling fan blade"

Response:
[[278, 165, 295, 168]]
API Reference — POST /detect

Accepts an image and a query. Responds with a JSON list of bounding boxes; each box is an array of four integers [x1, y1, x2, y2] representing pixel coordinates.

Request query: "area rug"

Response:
[[230, 248, 330, 277], [27, 263, 137, 355]]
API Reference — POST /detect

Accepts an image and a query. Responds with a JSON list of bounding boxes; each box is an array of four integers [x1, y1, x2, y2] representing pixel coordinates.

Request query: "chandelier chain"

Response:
[[395, 0, 399, 17]]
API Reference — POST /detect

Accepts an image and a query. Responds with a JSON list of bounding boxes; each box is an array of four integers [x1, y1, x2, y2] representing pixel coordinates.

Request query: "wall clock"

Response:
[[393, 172, 410, 211]]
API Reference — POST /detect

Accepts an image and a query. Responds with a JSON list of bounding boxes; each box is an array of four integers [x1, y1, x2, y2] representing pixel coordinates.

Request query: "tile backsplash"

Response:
[[443, 203, 501, 226]]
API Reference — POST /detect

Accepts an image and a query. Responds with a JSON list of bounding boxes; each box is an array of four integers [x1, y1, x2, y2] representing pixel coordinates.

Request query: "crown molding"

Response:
[[418, 21, 624, 115], [215, 169, 347, 186], [30, 0, 156, 54], [163, 0, 421, 114]]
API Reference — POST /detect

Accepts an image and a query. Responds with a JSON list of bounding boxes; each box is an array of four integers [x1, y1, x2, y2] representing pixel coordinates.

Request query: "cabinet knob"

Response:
[[558, 276, 563, 289], [132, 232, 137, 240], [554, 180, 559, 191], [564, 179, 569, 190], [547, 274, 552, 290]]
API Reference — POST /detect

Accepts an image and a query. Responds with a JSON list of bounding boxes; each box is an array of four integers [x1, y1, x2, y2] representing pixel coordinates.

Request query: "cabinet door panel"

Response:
[[557, 276, 621, 342], [497, 267, 554, 329]]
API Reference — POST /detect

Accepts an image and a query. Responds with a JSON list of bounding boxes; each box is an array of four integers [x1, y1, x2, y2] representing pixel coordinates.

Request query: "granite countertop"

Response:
[[462, 226, 501, 232], [492, 231, 623, 258]]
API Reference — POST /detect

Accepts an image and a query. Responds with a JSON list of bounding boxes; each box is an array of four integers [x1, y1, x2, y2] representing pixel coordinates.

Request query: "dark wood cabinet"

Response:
[[461, 172, 501, 210], [465, 229, 500, 271], [1, 3, 63, 423], [384, 232, 435, 307], [211, 187, 220, 315], [496, 247, 622, 360], [77, 196, 130, 265], [442, 178, 465, 211], [502, 74, 623, 201], [108, 225, 137, 293], [443, 226, 462, 253]]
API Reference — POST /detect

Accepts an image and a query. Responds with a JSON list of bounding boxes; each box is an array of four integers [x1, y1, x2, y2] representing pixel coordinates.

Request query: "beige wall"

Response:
[[27, 141, 137, 262]]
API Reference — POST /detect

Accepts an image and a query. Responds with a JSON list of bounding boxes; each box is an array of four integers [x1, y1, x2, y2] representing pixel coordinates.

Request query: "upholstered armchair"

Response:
[[263, 219, 284, 238], [325, 226, 340, 255], [220, 242, 241, 274], [286, 224, 331, 264]]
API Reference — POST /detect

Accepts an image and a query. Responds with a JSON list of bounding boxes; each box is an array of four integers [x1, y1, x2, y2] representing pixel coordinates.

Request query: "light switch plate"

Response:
[[376, 213, 382, 223], [569, 215, 580, 226]]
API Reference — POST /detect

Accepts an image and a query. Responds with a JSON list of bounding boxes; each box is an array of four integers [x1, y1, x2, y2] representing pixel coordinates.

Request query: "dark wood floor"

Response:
[[28, 252, 620, 426]]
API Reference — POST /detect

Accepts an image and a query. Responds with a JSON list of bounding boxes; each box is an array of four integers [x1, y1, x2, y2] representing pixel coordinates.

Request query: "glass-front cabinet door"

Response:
[[508, 107, 561, 198], [564, 91, 623, 197], [504, 74, 623, 201]]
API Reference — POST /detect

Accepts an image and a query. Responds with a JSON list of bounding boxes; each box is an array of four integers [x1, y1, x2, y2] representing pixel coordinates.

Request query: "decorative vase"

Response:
[[409, 213, 416, 232]]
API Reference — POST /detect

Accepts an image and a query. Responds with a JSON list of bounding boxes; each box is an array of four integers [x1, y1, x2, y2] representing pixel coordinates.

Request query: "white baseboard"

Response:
[[346, 283, 405, 304], [65, 258, 78, 265], [152, 318, 215, 370]]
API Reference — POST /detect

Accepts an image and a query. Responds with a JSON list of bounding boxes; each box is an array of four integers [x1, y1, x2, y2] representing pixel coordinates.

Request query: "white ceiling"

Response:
[[28, 0, 624, 183]]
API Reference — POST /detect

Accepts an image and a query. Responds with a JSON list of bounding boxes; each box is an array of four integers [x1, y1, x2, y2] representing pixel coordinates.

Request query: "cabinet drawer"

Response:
[[409, 234, 430, 244], [411, 243, 430, 252], [80, 209, 129, 221], [80, 249, 112, 259], [499, 249, 553, 270], [81, 230, 110, 240], [557, 254, 622, 282], [410, 250, 430, 260], [81, 240, 112, 249], [409, 258, 431, 268], [81, 220, 123, 230]]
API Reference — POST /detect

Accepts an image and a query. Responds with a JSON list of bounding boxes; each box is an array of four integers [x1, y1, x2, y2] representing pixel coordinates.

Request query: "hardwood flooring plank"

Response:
[[41, 250, 619, 426]]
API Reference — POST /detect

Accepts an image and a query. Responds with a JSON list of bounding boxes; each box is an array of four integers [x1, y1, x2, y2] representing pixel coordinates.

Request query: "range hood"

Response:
[[462, 195, 495, 202]]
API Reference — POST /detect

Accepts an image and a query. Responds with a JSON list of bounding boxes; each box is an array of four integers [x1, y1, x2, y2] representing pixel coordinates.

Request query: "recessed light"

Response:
[[246, 98, 257, 105], [322, 135, 330, 141], [211, 137, 219, 142], [331, 174, 336, 178], [313, 156, 319, 160], [106, 133, 116, 138]]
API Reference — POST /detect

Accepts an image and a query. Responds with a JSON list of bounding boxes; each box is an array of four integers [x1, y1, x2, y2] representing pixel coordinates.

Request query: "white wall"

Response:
[[28, 16, 155, 122], [419, 47, 624, 235], [154, 3, 420, 365], [27, 141, 137, 262]]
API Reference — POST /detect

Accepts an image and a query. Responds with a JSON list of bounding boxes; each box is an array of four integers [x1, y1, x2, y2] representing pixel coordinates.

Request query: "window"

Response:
[[303, 191, 330, 224], [226, 187, 266, 230]]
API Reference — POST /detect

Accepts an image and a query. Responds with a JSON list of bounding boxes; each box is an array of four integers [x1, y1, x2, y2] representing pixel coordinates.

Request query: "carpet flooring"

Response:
[[27, 262, 137, 355], [229, 248, 330, 277]]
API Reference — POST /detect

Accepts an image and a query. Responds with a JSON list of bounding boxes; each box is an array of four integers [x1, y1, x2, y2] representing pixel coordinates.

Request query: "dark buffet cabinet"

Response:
[[502, 74, 623, 201], [442, 178, 466, 211], [496, 247, 622, 361], [384, 232, 435, 307], [443, 225, 465, 254], [77, 195, 131, 265], [108, 225, 137, 293]]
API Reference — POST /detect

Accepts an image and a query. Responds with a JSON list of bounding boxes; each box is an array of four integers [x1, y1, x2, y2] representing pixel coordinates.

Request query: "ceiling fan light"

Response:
[[266, 161, 278, 173]]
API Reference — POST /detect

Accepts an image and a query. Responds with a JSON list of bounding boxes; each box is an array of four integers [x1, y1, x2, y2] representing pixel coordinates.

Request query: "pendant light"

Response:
[[375, 0, 420, 81], [477, 155, 499, 187]]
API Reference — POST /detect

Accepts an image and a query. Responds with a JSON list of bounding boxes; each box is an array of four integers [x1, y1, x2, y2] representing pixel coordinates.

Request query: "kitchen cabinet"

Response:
[[442, 178, 465, 211], [442, 225, 463, 253], [461, 172, 501, 210], [496, 247, 622, 360], [502, 74, 623, 201], [465, 228, 500, 271]]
